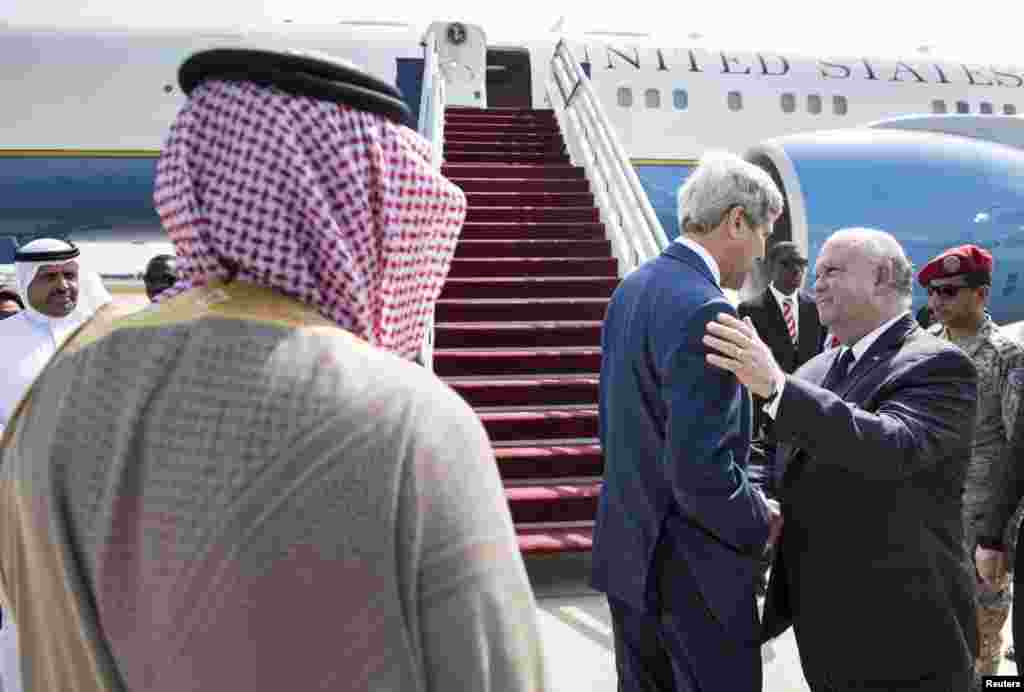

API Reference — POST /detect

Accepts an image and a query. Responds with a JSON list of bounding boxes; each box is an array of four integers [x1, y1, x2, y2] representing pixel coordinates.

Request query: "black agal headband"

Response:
[[14, 241, 80, 263], [178, 48, 413, 126]]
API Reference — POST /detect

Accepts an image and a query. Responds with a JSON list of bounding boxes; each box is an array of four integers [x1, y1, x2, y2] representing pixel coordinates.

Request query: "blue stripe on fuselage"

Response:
[[0, 154, 162, 262]]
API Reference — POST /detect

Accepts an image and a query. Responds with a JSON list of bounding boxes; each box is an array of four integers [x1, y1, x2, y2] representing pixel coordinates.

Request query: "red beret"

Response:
[[917, 244, 993, 287]]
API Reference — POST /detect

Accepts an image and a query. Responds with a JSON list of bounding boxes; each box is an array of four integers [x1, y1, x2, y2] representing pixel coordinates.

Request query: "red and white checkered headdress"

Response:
[[154, 79, 466, 359]]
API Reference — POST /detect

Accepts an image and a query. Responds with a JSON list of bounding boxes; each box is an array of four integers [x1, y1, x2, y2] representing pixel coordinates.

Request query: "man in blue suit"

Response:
[[591, 152, 784, 692], [705, 228, 978, 690]]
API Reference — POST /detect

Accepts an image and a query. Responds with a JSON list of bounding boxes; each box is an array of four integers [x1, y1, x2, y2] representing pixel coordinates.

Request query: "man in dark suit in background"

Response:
[[592, 151, 784, 692], [142, 254, 178, 302], [739, 242, 824, 376], [705, 227, 978, 690], [0, 285, 23, 321], [738, 241, 825, 496]]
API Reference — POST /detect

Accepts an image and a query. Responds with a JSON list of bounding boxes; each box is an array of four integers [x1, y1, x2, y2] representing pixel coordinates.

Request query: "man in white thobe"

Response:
[[0, 238, 112, 433], [0, 237, 111, 692]]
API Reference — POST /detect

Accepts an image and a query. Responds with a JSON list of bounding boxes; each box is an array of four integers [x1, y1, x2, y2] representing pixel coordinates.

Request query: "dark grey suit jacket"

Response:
[[762, 315, 979, 684]]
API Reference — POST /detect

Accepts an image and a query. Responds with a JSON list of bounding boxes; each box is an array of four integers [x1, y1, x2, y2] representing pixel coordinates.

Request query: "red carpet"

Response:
[[439, 106, 615, 554]]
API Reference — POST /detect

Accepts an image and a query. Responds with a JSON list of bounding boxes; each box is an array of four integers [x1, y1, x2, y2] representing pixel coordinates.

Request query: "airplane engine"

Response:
[[744, 126, 1024, 325]]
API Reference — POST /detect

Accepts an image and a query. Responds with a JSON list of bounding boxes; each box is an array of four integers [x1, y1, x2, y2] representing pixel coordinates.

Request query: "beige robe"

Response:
[[0, 282, 546, 692]]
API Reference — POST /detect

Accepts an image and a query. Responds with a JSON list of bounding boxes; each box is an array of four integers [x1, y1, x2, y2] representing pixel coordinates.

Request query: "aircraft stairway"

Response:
[[439, 106, 614, 554]]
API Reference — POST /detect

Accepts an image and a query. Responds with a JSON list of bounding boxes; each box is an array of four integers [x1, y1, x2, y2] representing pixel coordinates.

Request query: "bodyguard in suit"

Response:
[[738, 241, 825, 495], [738, 242, 824, 377], [591, 152, 784, 692], [704, 228, 979, 690]]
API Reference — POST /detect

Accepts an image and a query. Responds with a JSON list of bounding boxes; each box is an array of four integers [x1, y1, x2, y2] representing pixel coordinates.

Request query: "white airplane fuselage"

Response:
[[3, 23, 1021, 155], [3, 21, 1024, 323]]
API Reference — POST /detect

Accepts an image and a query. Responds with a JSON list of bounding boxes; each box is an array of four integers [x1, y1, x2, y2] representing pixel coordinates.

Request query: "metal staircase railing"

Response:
[[547, 39, 668, 277], [417, 28, 447, 369]]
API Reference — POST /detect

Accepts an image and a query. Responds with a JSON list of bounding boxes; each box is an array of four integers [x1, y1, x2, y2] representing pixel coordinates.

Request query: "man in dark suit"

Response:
[[739, 242, 824, 376], [704, 227, 978, 690], [592, 152, 784, 692], [738, 241, 825, 495]]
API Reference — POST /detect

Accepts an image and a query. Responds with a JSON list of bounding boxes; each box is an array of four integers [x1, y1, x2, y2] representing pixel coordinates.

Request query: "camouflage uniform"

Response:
[[1002, 366, 1024, 570], [932, 317, 1024, 682]]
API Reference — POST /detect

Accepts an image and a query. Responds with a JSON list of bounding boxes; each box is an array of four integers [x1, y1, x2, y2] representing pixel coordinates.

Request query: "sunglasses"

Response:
[[926, 284, 970, 298]]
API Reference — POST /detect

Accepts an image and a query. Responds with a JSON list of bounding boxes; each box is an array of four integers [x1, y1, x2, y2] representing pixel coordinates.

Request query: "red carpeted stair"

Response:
[[440, 106, 614, 554]]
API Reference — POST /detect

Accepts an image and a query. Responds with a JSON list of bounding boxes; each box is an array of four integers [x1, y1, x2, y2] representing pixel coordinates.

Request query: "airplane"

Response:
[[745, 114, 1024, 325], [1, 19, 1023, 323]]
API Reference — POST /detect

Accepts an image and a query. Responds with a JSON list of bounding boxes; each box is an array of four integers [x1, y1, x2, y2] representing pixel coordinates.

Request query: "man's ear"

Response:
[[726, 207, 745, 239], [874, 261, 891, 290]]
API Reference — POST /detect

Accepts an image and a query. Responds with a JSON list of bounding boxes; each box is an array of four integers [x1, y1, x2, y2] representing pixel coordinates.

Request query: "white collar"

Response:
[[768, 283, 798, 306], [674, 236, 721, 287], [846, 312, 910, 364]]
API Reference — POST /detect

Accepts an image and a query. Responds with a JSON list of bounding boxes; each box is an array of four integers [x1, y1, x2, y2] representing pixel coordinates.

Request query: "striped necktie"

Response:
[[782, 298, 797, 343]]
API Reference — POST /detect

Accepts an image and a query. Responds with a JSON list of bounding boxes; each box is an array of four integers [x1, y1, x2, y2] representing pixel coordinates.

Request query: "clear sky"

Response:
[[1, 0, 1022, 66]]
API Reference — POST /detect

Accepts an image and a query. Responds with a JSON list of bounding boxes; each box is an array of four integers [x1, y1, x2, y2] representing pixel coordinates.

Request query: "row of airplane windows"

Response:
[[931, 100, 1017, 115], [616, 87, 851, 115], [615, 87, 1020, 118]]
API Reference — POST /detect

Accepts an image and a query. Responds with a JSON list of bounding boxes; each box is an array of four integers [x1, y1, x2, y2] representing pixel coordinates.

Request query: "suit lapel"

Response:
[[779, 348, 843, 488], [834, 315, 916, 399], [780, 315, 916, 489]]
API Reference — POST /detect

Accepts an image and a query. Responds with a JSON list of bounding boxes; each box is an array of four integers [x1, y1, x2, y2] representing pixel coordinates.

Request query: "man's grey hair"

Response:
[[677, 151, 784, 235], [830, 228, 914, 309]]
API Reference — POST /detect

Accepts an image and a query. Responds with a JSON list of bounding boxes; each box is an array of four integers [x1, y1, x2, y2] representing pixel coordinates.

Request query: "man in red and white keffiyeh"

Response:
[[0, 55, 551, 692], [153, 79, 467, 359]]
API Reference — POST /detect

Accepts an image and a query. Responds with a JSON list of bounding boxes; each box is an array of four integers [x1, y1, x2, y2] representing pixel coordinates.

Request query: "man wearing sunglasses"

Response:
[[739, 242, 826, 490], [920, 243, 1024, 686]]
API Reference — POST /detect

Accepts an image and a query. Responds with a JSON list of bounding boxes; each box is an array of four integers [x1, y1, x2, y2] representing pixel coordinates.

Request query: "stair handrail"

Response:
[[417, 28, 448, 369], [546, 40, 669, 276]]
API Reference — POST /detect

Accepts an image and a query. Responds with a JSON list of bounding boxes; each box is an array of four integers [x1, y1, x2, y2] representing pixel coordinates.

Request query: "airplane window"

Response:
[[932, 100, 947, 114], [673, 89, 688, 110], [645, 89, 661, 109], [981, 102, 994, 114], [781, 93, 796, 113], [807, 94, 822, 115], [728, 91, 743, 111], [1006, 104, 1018, 115], [617, 87, 633, 108], [833, 95, 848, 116], [956, 101, 969, 114]]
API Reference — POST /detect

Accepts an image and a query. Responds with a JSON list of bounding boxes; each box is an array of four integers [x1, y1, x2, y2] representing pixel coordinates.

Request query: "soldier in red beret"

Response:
[[920, 243, 1024, 683]]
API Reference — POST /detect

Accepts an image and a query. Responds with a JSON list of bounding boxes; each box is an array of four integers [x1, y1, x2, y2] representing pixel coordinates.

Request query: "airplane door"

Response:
[[486, 48, 532, 108], [427, 21, 487, 108], [395, 58, 425, 129]]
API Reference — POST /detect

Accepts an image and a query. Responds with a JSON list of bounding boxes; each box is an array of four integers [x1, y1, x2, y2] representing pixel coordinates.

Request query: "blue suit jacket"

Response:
[[591, 243, 772, 642]]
